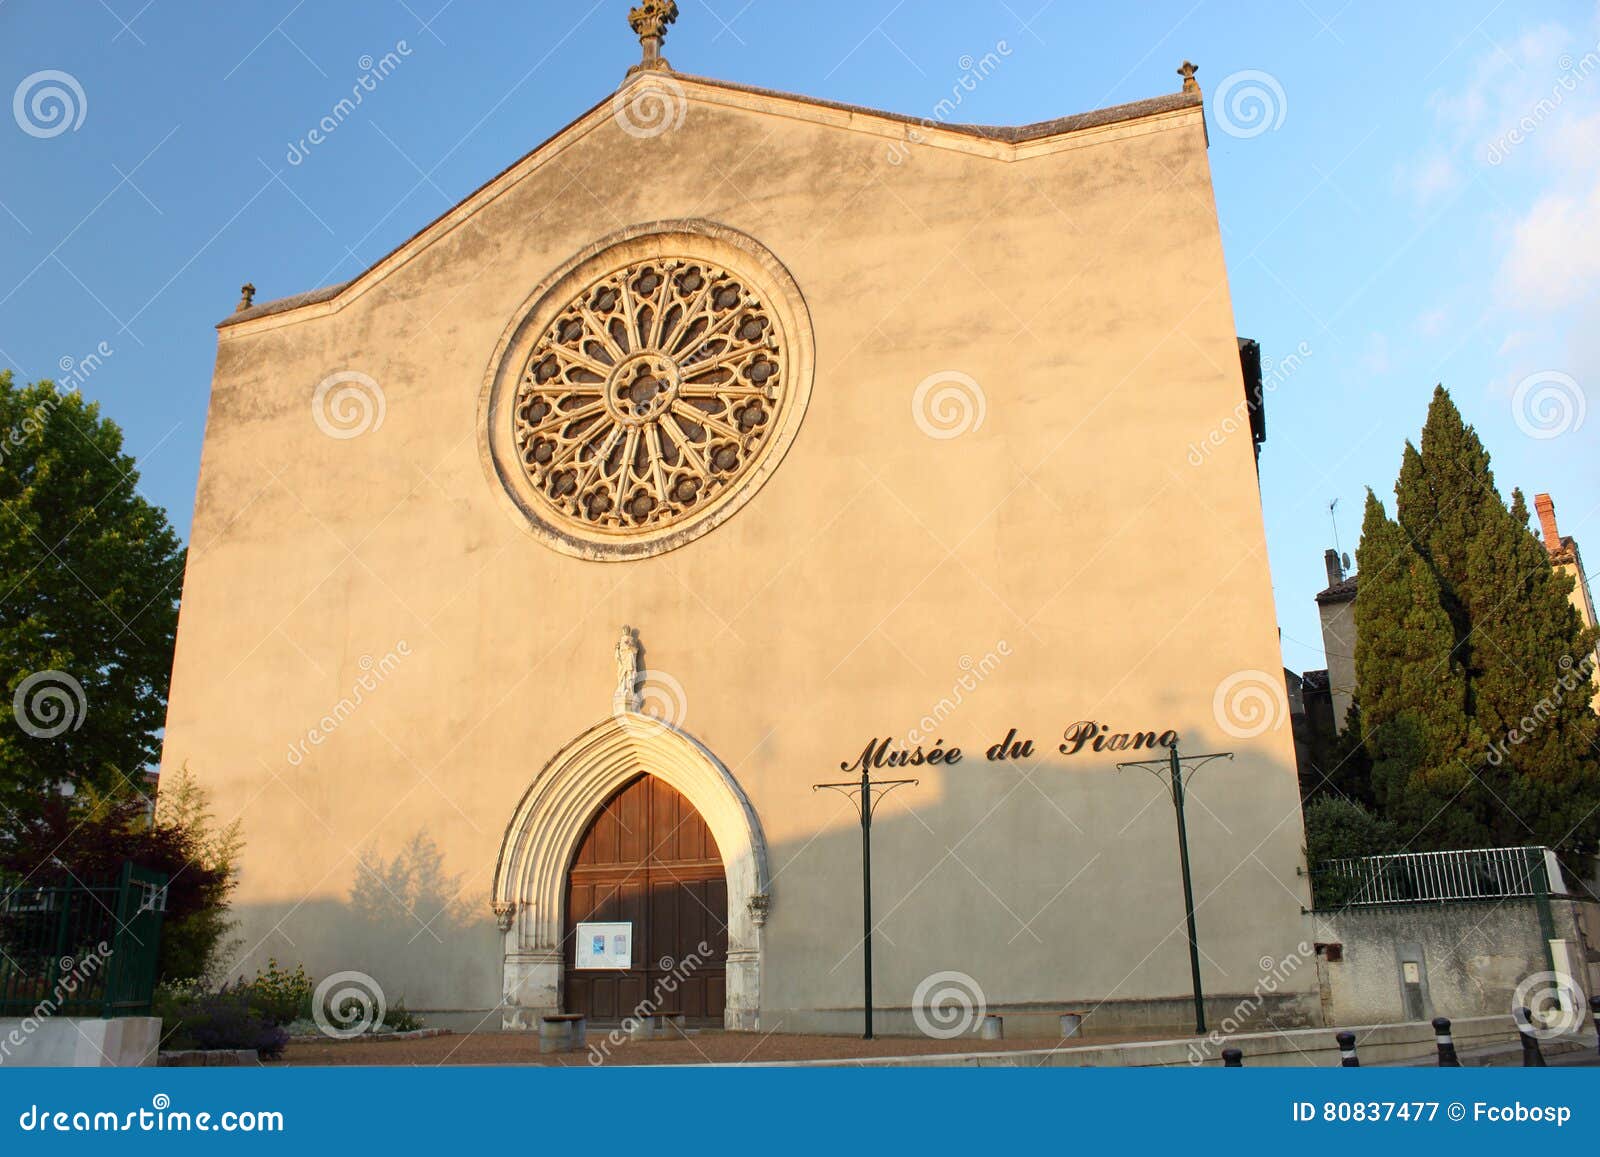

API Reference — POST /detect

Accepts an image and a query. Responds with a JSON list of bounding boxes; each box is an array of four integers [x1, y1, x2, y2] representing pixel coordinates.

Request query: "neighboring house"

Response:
[[1535, 493, 1600, 715], [1312, 550, 1358, 733], [1299, 491, 1598, 744]]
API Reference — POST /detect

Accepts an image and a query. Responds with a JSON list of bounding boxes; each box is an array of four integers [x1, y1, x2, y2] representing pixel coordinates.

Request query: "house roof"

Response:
[[219, 71, 1203, 330], [1315, 575, 1358, 605], [1547, 535, 1578, 566]]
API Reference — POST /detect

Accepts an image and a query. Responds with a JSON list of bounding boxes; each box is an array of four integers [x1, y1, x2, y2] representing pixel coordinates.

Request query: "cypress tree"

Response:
[[1352, 491, 1486, 847], [1359, 385, 1600, 858], [1466, 487, 1600, 852]]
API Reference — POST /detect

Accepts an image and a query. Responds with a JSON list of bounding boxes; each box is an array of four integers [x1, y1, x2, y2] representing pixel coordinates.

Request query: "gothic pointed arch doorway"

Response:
[[564, 774, 728, 1022], [493, 713, 769, 1031]]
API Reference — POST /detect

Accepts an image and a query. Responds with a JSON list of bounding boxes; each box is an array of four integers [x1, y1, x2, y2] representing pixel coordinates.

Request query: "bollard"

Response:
[[1514, 1007, 1546, 1068], [1336, 1030, 1360, 1067], [1432, 1017, 1460, 1067], [1591, 995, 1600, 1057], [1222, 1047, 1243, 1067]]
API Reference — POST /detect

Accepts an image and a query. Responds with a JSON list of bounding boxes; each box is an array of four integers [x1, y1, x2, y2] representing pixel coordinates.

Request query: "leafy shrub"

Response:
[[156, 984, 288, 1059], [0, 768, 242, 985], [236, 958, 311, 1026], [1304, 796, 1401, 909], [382, 1000, 422, 1033]]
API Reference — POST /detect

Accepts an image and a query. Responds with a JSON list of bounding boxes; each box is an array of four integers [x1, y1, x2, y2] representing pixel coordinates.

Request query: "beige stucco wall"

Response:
[[1554, 555, 1600, 715], [160, 76, 1316, 1032], [1318, 596, 1357, 730]]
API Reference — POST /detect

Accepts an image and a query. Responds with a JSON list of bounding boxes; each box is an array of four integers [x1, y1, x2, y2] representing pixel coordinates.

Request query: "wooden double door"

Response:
[[563, 774, 728, 1023]]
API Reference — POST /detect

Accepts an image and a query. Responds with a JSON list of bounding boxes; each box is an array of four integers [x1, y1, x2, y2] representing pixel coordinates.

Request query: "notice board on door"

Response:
[[575, 921, 632, 969]]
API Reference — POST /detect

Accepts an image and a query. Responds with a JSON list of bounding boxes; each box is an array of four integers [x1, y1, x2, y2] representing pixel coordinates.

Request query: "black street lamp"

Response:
[[814, 764, 918, 1040], [1117, 744, 1234, 1036]]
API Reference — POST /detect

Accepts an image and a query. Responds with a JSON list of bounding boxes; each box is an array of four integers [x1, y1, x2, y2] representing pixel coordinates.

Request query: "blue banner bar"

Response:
[[1, 1068, 1595, 1153]]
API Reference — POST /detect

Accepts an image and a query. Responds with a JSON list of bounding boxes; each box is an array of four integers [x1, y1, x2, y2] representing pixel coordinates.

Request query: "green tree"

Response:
[[1352, 490, 1486, 846], [1303, 795, 1402, 908], [1354, 385, 1600, 857], [1468, 486, 1600, 851], [1304, 795, 1400, 862], [0, 372, 185, 825], [1394, 389, 1499, 656], [0, 765, 241, 982]]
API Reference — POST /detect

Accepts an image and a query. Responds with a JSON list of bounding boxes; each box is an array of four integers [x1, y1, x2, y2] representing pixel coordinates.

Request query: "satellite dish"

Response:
[[1341, 552, 1352, 571]]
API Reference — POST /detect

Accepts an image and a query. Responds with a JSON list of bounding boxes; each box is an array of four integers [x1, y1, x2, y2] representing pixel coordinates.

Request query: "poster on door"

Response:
[[575, 921, 632, 969]]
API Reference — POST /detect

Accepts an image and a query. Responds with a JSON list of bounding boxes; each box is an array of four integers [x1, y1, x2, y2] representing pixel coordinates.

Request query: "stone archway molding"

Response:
[[493, 713, 770, 1031]]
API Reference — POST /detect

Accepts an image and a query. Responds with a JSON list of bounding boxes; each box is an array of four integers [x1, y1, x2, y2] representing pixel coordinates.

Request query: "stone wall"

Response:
[[1308, 898, 1592, 1028], [0, 1016, 160, 1067]]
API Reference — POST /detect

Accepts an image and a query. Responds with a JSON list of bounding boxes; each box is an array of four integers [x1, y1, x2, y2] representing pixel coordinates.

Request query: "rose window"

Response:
[[512, 258, 788, 535]]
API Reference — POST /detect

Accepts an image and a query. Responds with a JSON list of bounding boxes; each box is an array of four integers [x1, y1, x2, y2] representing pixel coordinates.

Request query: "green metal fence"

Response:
[[1308, 846, 1553, 911], [0, 862, 169, 1018]]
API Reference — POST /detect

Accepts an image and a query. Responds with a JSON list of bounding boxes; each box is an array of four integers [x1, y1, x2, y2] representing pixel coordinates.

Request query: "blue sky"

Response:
[[1, 1, 1596, 677]]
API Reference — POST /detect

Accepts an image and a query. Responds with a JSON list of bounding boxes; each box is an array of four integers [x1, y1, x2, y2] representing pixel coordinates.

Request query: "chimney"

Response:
[[1324, 548, 1344, 587], [1534, 493, 1561, 551]]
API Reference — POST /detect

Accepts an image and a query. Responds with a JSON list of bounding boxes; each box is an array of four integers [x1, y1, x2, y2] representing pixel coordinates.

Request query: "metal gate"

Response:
[[0, 861, 170, 1017]]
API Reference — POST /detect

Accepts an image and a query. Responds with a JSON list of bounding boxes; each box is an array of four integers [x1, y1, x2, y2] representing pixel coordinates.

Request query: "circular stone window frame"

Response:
[[478, 220, 815, 561]]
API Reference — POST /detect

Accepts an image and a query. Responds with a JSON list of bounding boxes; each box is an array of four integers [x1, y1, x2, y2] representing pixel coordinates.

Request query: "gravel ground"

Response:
[[271, 1029, 1160, 1067]]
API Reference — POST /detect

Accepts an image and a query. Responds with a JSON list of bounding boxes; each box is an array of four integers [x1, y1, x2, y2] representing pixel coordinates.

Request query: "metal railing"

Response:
[[1309, 846, 1556, 911], [0, 862, 169, 1018]]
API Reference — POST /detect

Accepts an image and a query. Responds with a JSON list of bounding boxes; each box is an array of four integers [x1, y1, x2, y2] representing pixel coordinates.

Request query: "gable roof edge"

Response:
[[219, 74, 1204, 337]]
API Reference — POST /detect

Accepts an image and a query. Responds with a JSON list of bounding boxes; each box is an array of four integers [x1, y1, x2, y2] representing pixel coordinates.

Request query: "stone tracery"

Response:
[[511, 256, 787, 537]]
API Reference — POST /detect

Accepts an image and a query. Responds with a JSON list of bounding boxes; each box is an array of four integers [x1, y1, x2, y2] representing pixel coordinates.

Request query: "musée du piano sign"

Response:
[[159, 38, 1318, 1035]]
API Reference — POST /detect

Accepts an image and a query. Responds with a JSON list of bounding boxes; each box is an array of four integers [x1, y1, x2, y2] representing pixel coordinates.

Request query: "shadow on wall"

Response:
[[222, 715, 1321, 1034], [230, 830, 503, 1016], [752, 717, 1321, 1038]]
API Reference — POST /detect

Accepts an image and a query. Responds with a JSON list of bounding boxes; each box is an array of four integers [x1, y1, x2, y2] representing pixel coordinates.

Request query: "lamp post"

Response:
[[814, 764, 917, 1040], [1117, 744, 1233, 1036]]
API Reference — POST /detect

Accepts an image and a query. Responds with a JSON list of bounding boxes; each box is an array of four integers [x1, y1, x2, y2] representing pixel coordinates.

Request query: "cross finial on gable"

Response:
[[1177, 61, 1200, 95], [628, 0, 679, 74]]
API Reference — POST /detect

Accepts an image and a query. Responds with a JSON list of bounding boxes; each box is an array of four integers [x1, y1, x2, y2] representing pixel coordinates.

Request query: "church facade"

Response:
[[160, 27, 1320, 1035]]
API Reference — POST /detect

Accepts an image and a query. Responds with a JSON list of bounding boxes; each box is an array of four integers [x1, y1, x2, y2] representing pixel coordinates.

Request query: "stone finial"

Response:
[[627, 0, 679, 73], [1177, 60, 1200, 95], [236, 283, 256, 312]]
